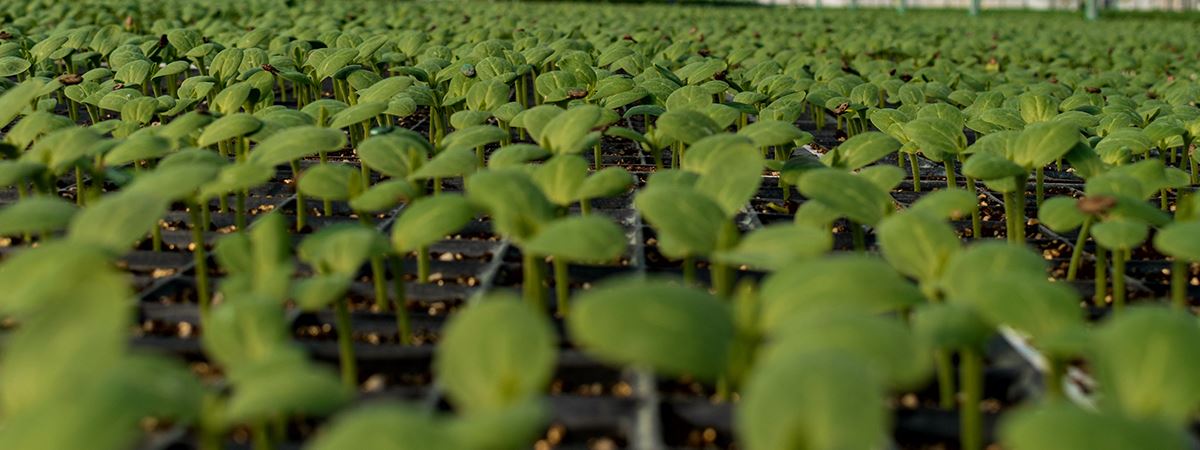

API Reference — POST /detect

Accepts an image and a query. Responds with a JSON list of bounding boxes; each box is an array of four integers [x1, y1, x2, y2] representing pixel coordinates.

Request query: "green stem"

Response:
[[1112, 248, 1126, 312], [252, 421, 273, 450], [579, 198, 592, 216], [1045, 357, 1065, 401], [909, 153, 921, 192], [943, 159, 957, 189], [959, 348, 984, 450], [935, 350, 956, 410], [1094, 246, 1107, 308], [1035, 166, 1045, 207], [554, 257, 570, 317], [389, 256, 412, 345], [682, 256, 696, 286], [850, 221, 865, 252], [189, 204, 210, 319], [1067, 217, 1092, 281], [965, 175, 981, 239], [291, 160, 305, 232], [416, 245, 431, 283], [1171, 259, 1188, 310], [334, 298, 357, 389], [74, 167, 84, 206], [523, 251, 544, 312], [593, 143, 602, 170]]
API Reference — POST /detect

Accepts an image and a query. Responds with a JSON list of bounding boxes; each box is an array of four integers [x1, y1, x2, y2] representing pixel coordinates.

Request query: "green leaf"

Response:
[[1092, 308, 1200, 425], [0, 56, 31, 77], [308, 405, 458, 450], [569, 278, 734, 381], [712, 224, 831, 271], [798, 169, 893, 225], [908, 189, 978, 220], [292, 275, 351, 311], [298, 164, 361, 202], [828, 131, 901, 170], [913, 302, 992, 351], [104, 134, 172, 166], [1000, 403, 1189, 450], [760, 255, 924, 330], [524, 216, 626, 263], [1154, 222, 1200, 262], [126, 164, 221, 201], [940, 242, 1046, 299], [532, 155, 587, 206], [655, 109, 721, 145], [634, 186, 725, 259], [200, 162, 274, 198], [513, 105, 562, 145], [465, 169, 555, 243], [576, 167, 632, 200], [349, 179, 418, 213], [763, 311, 930, 389], [1095, 128, 1152, 164], [436, 295, 556, 413], [1018, 93, 1058, 124], [356, 133, 430, 179], [952, 272, 1081, 341], [197, 113, 264, 147], [665, 85, 713, 111], [68, 191, 168, 253], [1038, 196, 1087, 232], [904, 117, 965, 161], [449, 399, 548, 450], [248, 126, 346, 167], [540, 104, 601, 154], [0, 196, 77, 236], [682, 134, 764, 217], [962, 151, 1025, 182], [858, 165, 905, 192], [1092, 217, 1149, 250], [201, 296, 293, 368], [1012, 121, 1080, 169], [738, 352, 887, 450], [488, 144, 550, 168], [409, 147, 477, 180], [224, 358, 350, 424], [391, 195, 475, 252], [878, 210, 960, 283], [298, 224, 387, 276]]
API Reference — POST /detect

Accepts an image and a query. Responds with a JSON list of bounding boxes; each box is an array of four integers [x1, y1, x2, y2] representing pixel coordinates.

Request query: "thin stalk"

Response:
[[652, 146, 664, 171], [333, 297, 358, 389], [959, 348, 984, 450], [523, 251, 544, 311], [74, 167, 84, 205], [1035, 167, 1045, 207], [850, 221, 866, 252], [943, 160, 958, 189], [1045, 357, 1065, 400], [389, 256, 412, 345], [189, 204, 210, 318], [151, 220, 162, 252], [1094, 246, 1107, 308], [579, 199, 592, 216], [935, 350, 956, 410], [252, 421, 274, 450], [554, 257, 570, 317], [416, 245, 431, 283], [357, 215, 388, 311], [909, 153, 922, 192], [1160, 189, 1169, 212], [965, 175, 981, 239], [593, 142, 602, 170], [1066, 217, 1093, 281], [682, 256, 696, 286], [290, 160, 305, 231], [1171, 259, 1188, 310], [1112, 248, 1126, 312]]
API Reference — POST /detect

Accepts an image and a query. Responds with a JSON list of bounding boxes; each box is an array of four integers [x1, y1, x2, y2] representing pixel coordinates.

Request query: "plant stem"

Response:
[[909, 153, 921, 192], [333, 297, 357, 389], [1093, 246, 1107, 308], [1171, 259, 1188, 310], [959, 348, 984, 450], [389, 256, 412, 345], [252, 421, 274, 450], [1112, 248, 1126, 312], [1035, 166, 1045, 207], [74, 167, 84, 206], [554, 257, 570, 317], [579, 198, 592, 216], [1066, 217, 1092, 282], [523, 251, 544, 312], [935, 350, 956, 410], [682, 256, 696, 286], [965, 175, 981, 239], [593, 142, 602, 170], [416, 245, 431, 283], [943, 159, 957, 189], [1045, 357, 1064, 400], [291, 160, 305, 232], [189, 205, 210, 319], [850, 221, 866, 252]]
